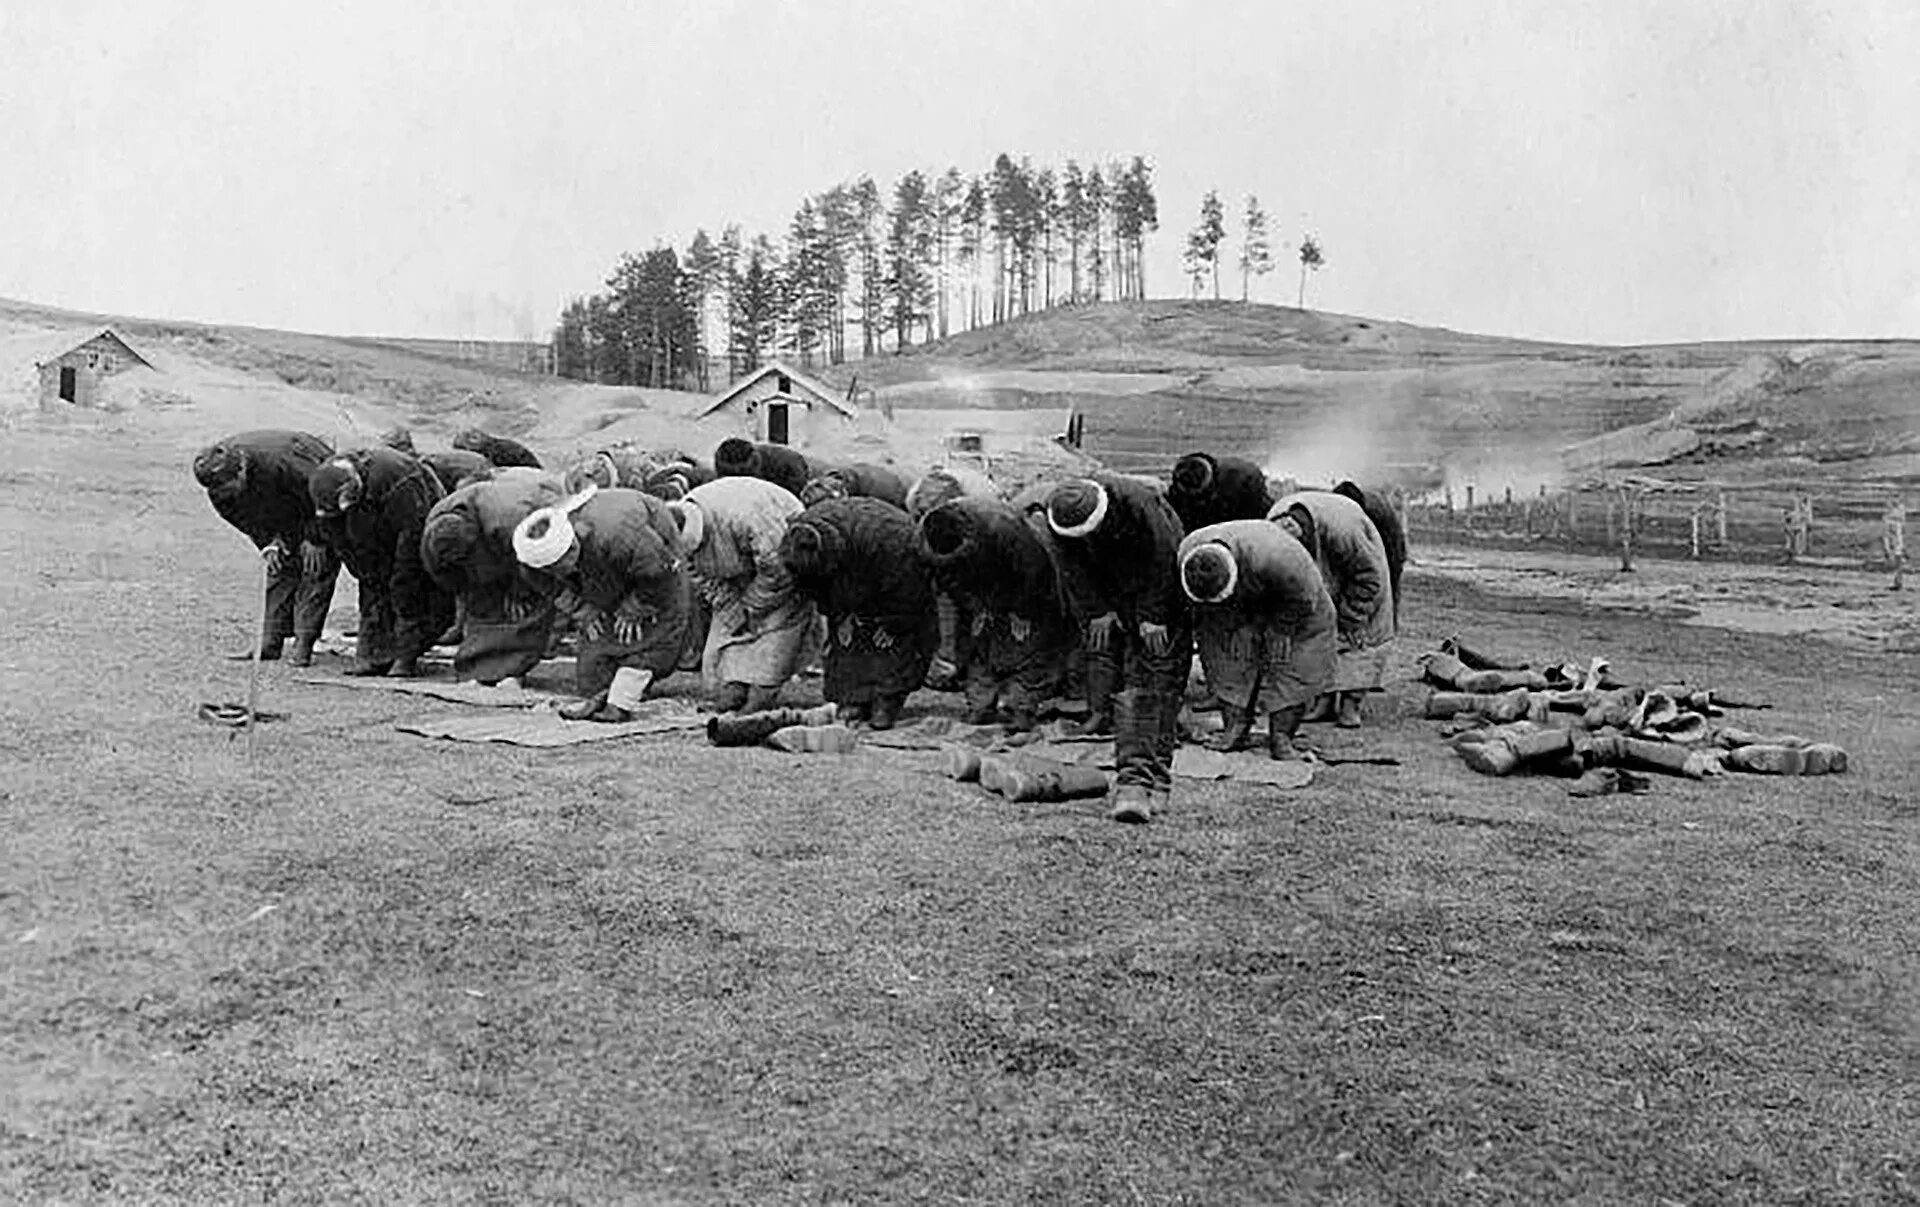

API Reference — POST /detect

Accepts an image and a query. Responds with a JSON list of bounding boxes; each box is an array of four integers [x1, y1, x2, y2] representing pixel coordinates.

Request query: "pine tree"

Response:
[[1085, 163, 1108, 302], [552, 298, 593, 381], [885, 169, 935, 350], [1060, 160, 1087, 304], [850, 177, 885, 358], [932, 167, 965, 338], [717, 225, 745, 381], [1297, 233, 1325, 308], [784, 199, 834, 366], [684, 229, 722, 389], [959, 176, 987, 330], [585, 294, 620, 383], [1034, 166, 1058, 308], [815, 184, 859, 363], [1113, 157, 1158, 299], [732, 237, 782, 372], [988, 153, 1021, 322], [1237, 195, 1274, 302], [1182, 234, 1206, 298], [1189, 189, 1226, 299]]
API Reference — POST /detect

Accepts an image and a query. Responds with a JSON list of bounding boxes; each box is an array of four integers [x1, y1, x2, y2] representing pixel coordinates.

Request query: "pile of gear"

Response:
[[1421, 637, 1849, 796]]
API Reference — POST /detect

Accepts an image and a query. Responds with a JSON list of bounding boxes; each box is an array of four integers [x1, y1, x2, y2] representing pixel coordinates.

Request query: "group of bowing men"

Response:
[[193, 427, 1405, 825]]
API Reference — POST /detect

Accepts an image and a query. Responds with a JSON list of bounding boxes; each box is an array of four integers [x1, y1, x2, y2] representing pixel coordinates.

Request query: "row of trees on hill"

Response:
[[551, 154, 1162, 388], [1182, 191, 1326, 307]]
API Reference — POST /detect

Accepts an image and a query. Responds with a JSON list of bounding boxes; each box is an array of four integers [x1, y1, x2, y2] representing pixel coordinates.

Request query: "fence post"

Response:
[[1616, 487, 1636, 572], [1689, 505, 1702, 559], [1714, 490, 1729, 549], [1886, 496, 1907, 590]]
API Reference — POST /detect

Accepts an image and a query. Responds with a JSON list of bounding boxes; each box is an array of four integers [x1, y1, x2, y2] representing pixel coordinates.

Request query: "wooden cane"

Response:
[[244, 554, 271, 758]]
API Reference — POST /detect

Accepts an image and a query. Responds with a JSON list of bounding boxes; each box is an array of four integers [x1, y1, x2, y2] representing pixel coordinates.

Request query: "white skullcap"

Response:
[[512, 485, 597, 568], [1179, 541, 1240, 604], [667, 498, 706, 552]]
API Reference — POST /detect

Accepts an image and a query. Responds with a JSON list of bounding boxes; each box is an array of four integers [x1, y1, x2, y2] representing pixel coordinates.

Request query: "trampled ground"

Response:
[[5, 410, 1919, 1203]]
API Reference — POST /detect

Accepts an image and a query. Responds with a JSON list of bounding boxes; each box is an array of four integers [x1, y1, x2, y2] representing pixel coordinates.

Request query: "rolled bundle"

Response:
[[706, 703, 838, 746], [1723, 742, 1847, 775], [977, 754, 1110, 802], [766, 724, 859, 754], [1425, 688, 1532, 723]]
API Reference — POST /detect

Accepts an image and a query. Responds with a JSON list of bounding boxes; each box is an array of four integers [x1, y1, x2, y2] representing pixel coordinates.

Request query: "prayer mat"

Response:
[[291, 673, 568, 708], [395, 699, 705, 747], [1171, 747, 1317, 789]]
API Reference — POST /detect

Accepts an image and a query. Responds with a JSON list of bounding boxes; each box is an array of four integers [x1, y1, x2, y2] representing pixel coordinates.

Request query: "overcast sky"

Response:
[[2, 0, 1915, 345]]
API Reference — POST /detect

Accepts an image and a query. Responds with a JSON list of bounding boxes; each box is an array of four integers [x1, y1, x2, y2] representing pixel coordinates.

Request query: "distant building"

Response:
[[697, 360, 858, 448], [35, 329, 153, 408]]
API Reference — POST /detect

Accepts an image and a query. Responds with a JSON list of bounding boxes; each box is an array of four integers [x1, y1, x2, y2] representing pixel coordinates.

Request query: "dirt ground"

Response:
[[1415, 543, 1920, 653], [4, 409, 1919, 1204]]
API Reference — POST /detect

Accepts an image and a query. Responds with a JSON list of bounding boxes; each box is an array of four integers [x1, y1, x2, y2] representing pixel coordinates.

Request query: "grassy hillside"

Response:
[[5, 294, 1916, 494], [822, 301, 1920, 489]]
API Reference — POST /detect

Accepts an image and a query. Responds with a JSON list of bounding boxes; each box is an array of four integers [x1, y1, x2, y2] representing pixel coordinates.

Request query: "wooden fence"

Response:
[[1400, 482, 1908, 576]]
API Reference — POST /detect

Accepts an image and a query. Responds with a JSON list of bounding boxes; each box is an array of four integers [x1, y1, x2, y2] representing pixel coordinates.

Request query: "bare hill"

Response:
[[824, 301, 1920, 494], [4, 295, 1916, 497]]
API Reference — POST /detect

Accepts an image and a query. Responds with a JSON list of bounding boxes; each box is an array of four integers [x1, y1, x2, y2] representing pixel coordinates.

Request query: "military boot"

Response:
[[1208, 703, 1253, 752]]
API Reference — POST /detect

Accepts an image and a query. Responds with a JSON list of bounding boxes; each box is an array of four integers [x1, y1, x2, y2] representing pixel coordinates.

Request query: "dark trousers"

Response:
[[454, 580, 553, 685], [1110, 620, 1193, 793], [353, 561, 455, 667], [262, 547, 339, 646], [961, 611, 1068, 725]]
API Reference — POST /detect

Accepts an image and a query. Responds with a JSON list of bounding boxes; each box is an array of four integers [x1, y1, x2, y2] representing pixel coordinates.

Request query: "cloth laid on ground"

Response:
[[308, 631, 451, 664], [292, 672, 575, 708], [1171, 746, 1316, 788], [396, 698, 705, 746], [866, 713, 1321, 787], [859, 715, 1026, 750]]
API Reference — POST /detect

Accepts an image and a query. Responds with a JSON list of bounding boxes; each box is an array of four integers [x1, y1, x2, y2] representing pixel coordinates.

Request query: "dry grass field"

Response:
[[3, 298, 1918, 1202]]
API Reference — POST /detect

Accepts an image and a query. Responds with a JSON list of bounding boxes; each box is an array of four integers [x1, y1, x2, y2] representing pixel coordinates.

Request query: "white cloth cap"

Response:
[[514, 484, 598, 567], [513, 506, 575, 568], [1179, 541, 1240, 604], [667, 498, 706, 552]]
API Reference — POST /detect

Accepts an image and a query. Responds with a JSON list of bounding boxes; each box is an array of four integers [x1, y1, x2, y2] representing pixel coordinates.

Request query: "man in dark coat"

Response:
[[193, 430, 342, 666], [642, 460, 717, 501], [421, 469, 565, 685], [1047, 474, 1191, 824], [1168, 451, 1274, 534], [798, 462, 911, 511], [513, 486, 695, 720], [421, 449, 495, 495], [453, 428, 542, 468], [713, 437, 814, 500], [781, 497, 937, 729], [906, 464, 1000, 689], [917, 496, 1074, 731], [308, 446, 454, 676], [1333, 480, 1407, 623]]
